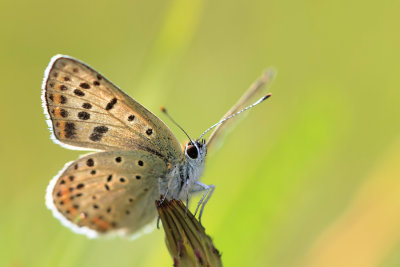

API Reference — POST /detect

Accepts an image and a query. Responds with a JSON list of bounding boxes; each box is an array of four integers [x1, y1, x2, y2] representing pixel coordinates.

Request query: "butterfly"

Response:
[[42, 55, 274, 238]]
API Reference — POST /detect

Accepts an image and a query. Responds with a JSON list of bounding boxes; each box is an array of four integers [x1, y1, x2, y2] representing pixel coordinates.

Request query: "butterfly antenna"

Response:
[[161, 107, 193, 143], [197, 93, 272, 141]]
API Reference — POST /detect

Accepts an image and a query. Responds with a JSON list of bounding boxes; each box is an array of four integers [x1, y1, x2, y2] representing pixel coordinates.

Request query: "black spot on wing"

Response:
[[74, 89, 85, 96], [60, 95, 67, 104], [94, 126, 108, 133], [89, 126, 109, 142], [77, 111, 90, 120], [82, 103, 92, 109], [86, 158, 94, 167], [89, 133, 102, 142], [105, 98, 117, 110], [79, 82, 91, 89], [65, 122, 77, 138]]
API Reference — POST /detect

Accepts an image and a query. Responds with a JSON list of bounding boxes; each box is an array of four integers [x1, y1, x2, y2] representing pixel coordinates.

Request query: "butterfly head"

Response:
[[184, 139, 206, 162]]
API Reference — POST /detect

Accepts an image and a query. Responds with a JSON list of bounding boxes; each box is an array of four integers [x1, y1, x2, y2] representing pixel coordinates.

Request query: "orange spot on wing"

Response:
[[56, 187, 72, 204], [68, 206, 78, 215], [59, 195, 71, 204], [54, 94, 62, 104], [53, 107, 62, 118], [58, 121, 66, 138], [92, 217, 110, 232], [57, 121, 65, 128]]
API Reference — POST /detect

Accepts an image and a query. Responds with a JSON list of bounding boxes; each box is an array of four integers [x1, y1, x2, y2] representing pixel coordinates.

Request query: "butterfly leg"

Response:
[[159, 187, 170, 206], [156, 187, 171, 229], [191, 181, 215, 224]]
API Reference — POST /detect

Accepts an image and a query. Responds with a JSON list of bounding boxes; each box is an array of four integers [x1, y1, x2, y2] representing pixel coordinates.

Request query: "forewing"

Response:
[[206, 69, 275, 151], [42, 55, 183, 161], [46, 150, 167, 238]]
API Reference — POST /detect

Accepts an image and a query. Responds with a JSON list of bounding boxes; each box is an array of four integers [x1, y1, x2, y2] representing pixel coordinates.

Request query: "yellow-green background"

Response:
[[1, 0, 399, 266]]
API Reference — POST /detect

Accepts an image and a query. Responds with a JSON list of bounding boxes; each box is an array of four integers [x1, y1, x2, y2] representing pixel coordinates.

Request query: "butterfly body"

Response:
[[160, 140, 207, 200]]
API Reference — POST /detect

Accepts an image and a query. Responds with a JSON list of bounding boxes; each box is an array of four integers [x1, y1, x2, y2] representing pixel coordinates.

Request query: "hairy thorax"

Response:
[[159, 158, 206, 200]]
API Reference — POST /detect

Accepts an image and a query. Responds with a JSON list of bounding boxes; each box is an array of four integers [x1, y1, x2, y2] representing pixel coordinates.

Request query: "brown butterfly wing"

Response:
[[42, 55, 183, 162], [206, 69, 275, 151], [46, 150, 167, 237]]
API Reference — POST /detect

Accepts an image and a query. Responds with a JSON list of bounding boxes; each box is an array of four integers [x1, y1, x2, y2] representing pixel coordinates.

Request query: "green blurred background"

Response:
[[1, 0, 399, 266]]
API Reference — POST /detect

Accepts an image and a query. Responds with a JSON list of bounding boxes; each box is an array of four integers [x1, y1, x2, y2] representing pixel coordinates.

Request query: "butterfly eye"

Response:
[[186, 145, 198, 159]]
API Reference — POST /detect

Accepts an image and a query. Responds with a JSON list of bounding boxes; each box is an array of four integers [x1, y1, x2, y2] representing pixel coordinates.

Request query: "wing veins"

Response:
[[47, 104, 108, 115], [46, 77, 159, 148], [51, 118, 127, 129], [52, 66, 113, 97]]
